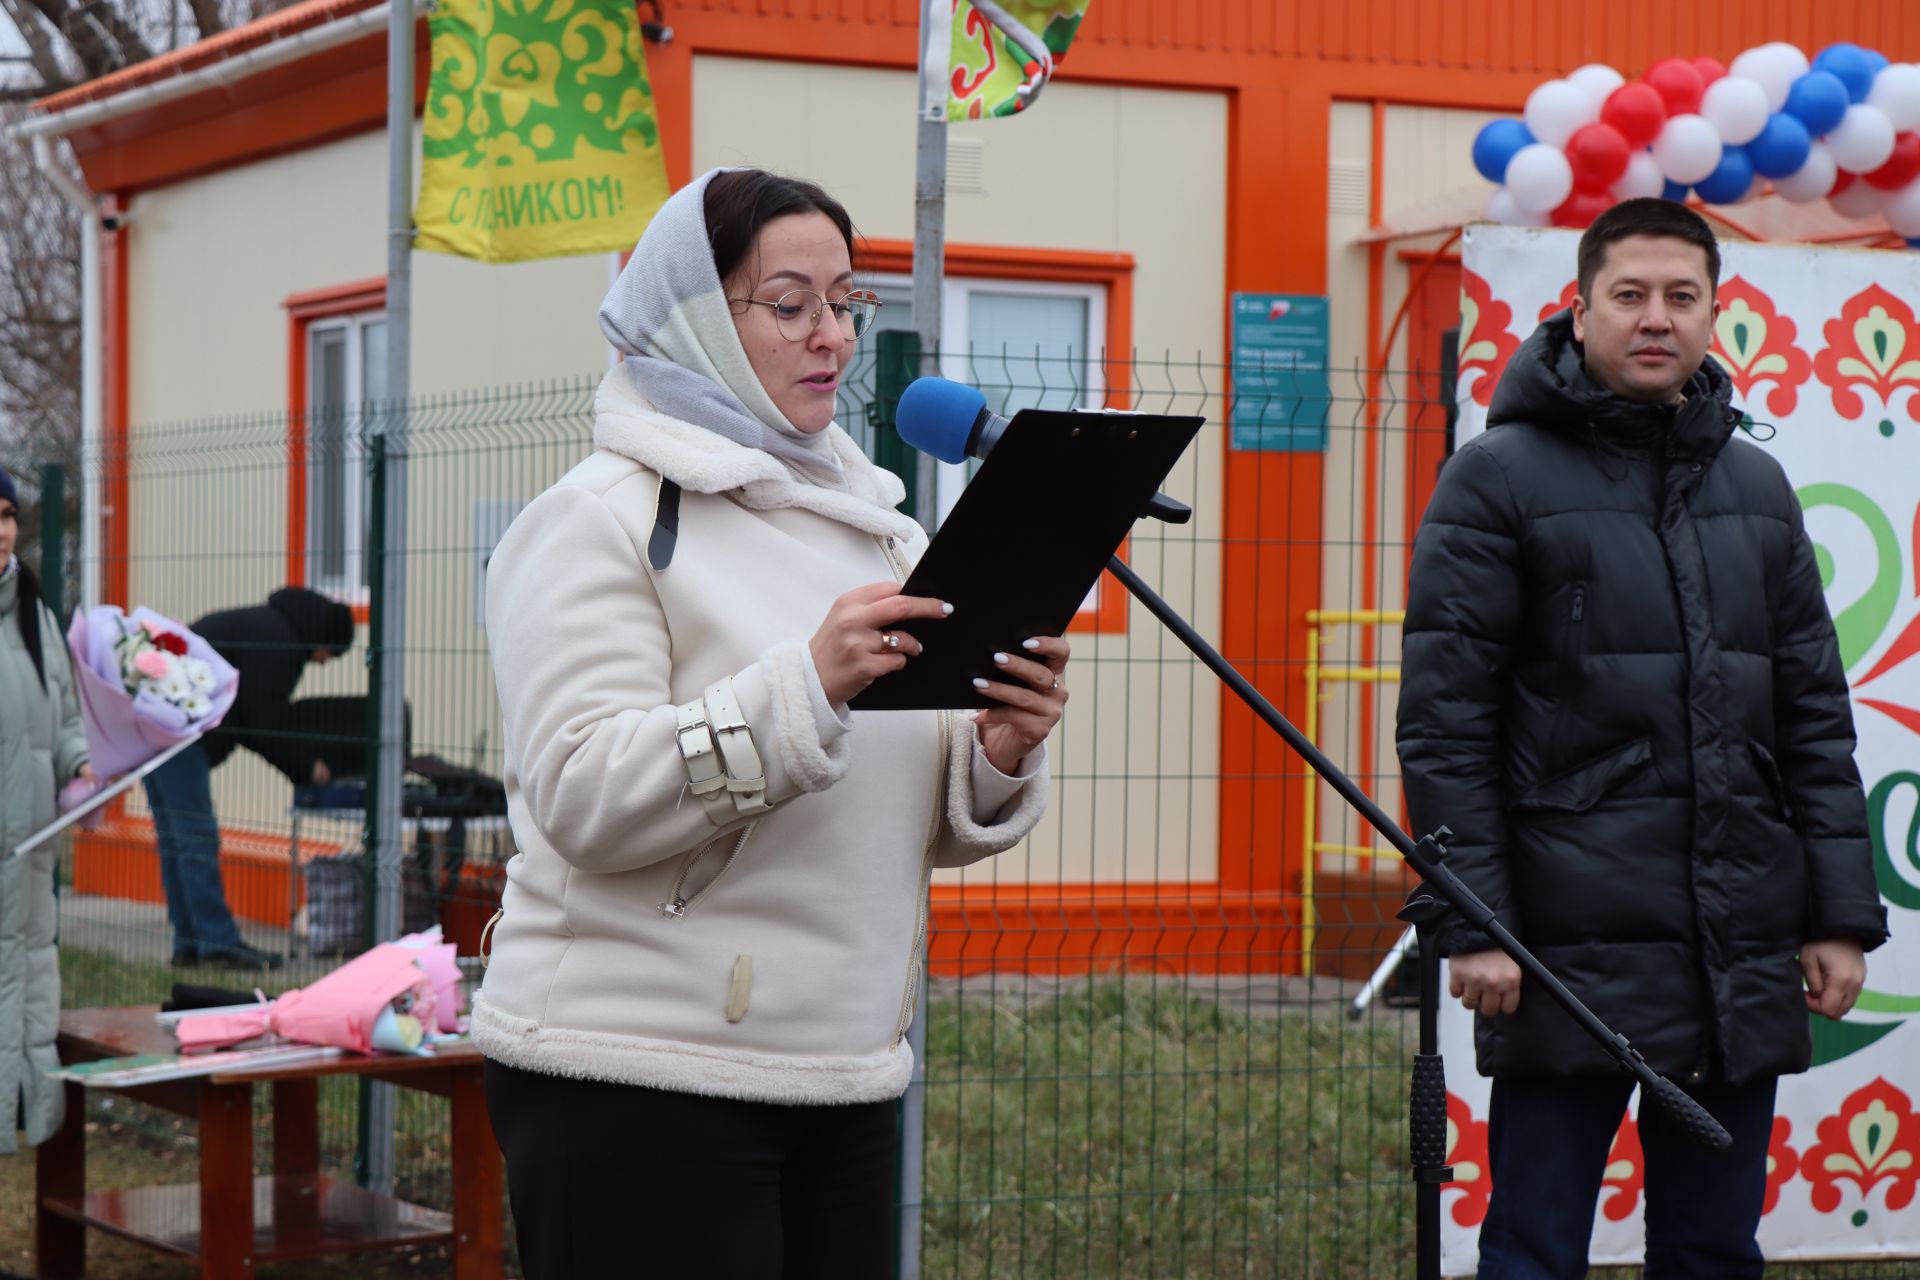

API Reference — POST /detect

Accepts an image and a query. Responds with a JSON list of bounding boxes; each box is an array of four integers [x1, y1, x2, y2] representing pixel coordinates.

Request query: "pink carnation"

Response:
[[133, 650, 174, 681]]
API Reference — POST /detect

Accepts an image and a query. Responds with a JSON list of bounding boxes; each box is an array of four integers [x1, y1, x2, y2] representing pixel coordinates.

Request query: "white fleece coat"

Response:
[[471, 366, 1049, 1103]]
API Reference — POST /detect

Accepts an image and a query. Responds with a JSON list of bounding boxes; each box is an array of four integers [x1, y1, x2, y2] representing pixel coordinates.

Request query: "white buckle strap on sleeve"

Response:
[[703, 678, 771, 816], [675, 698, 731, 825]]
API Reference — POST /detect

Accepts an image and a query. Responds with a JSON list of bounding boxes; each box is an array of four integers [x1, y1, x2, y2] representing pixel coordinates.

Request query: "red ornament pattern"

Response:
[[1459, 270, 1521, 409], [1538, 280, 1579, 323], [1709, 277, 1815, 418], [1802, 1077, 1920, 1214], [1443, 1091, 1492, 1227], [1765, 1115, 1802, 1216], [1813, 284, 1920, 425], [1599, 1113, 1644, 1222]]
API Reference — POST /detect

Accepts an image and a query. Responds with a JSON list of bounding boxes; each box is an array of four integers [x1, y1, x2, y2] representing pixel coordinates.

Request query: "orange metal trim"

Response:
[[285, 277, 387, 592], [928, 883, 1295, 978]]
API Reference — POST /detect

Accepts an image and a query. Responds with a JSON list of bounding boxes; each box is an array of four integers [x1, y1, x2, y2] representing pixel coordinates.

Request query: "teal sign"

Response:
[[1230, 292, 1331, 452]]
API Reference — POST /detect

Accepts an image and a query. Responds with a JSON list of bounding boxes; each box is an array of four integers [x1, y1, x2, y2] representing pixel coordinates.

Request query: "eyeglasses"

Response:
[[730, 288, 883, 343]]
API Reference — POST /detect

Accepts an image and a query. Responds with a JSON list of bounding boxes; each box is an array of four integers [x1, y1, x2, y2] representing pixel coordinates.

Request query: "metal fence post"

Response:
[[39, 463, 66, 624]]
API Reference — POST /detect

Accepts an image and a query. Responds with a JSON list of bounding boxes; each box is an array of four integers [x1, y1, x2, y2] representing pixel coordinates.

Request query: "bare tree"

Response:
[[0, 0, 298, 602]]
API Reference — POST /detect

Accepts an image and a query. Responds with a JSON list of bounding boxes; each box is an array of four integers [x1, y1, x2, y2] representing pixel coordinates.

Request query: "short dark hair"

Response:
[[703, 169, 856, 286], [1576, 198, 1721, 301]]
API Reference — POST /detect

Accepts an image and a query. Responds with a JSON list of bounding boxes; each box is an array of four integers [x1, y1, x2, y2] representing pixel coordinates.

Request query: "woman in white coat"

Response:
[[475, 169, 1064, 1278]]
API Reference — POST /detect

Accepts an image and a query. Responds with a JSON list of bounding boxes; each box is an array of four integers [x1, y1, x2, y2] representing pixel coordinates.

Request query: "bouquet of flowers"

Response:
[[67, 605, 239, 778]]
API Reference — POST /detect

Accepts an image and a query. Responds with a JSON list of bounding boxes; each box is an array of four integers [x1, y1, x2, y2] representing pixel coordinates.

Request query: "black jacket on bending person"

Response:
[[193, 587, 354, 784], [1397, 311, 1887, 1087]]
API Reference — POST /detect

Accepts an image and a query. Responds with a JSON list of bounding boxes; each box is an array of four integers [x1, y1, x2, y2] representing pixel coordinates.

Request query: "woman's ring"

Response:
[[881, 631, 900, 651], [1052, 676, 1060, 691]]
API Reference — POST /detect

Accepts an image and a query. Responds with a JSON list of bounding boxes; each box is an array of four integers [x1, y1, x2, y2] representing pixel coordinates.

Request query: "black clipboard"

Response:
[[851, 407, 1203, 711]]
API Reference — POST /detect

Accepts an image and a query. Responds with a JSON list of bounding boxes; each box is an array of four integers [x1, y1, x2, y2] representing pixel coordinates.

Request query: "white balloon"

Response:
[[1829, 176, 1891, 218], [1827, 103, 1897, 173], [1524, 79, 1599, 148], [1487, 187, 1550, 227], [1730, 45, 1798, 112], [1883, 176, 1920, 237], [1505, 143, 1576, 213], [1567, 63, 1626, 110], [1762, 41, 1811, 81], [1653, 114, 1725, 185], [1868, 64, 1920, 133], [1775, 140, 1839, 203], [1701, 76, 1771, 145], [1610, 150, 1667, 201]]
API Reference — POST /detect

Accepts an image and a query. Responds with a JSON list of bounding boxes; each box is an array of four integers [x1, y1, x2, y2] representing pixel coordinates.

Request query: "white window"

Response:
[[306, 312, 387, 600], [851, 276, 1105, 523]]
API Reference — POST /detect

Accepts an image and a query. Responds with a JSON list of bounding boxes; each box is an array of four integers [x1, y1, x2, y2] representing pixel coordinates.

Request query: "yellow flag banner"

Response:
[[415, 0, 671, 263], [943, 0, 1091, 121]]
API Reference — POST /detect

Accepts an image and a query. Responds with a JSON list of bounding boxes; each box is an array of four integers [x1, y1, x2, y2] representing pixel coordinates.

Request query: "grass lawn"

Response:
[[25, 947, 1904, 1279]]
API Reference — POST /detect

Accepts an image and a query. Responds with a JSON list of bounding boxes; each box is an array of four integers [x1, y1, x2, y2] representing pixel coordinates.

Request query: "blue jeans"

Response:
[[1476, 1073, 1776, 1280], [143, 742, 243, 957]]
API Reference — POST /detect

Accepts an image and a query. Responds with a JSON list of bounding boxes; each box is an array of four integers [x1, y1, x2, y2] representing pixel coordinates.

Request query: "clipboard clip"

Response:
[[1144, 493, 1192, 524]]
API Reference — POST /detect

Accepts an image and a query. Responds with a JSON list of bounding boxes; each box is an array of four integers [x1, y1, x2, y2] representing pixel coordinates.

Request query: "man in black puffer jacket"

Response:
[[1398, 199, 1887, 1279]]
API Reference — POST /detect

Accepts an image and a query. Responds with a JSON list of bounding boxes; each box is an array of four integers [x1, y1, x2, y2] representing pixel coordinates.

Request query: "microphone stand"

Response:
[[1110, 496, 1732, 1280]]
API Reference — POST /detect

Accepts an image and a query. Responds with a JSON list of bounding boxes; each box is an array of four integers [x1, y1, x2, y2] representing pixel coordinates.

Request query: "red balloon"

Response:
[[1645, 57, 1705, 116], [1601, 82, 1668, 150], [1566, 122, 1632, 187], [1867, 131, 1920, 190], [1690, 57, 1728, 87], [1551, 185, 1616, 229]]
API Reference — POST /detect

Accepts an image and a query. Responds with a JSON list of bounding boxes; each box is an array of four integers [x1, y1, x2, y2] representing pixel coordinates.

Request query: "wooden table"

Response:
[[35, 1006, 504, 1279]]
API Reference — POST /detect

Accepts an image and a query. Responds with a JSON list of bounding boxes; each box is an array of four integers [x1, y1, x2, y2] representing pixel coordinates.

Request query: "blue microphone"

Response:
[[895, 377, 1012, 463]]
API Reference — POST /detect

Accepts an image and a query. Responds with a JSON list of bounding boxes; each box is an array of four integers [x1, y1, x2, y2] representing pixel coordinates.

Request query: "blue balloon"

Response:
[[1784, 71, 1852, 134], [1907, 237, 1920, 250], [1748, 113, 1813, 178], [1813, 43, 1876, 103], [1865, 50, 1891, 78], [1661, 179, 1691, 202], [1694, 144, 1755, 204], [1472, 119, 1535, 185]]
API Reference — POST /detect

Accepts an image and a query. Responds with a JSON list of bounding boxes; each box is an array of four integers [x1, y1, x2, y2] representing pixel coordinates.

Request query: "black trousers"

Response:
[[484, 1059, 899, 1280]]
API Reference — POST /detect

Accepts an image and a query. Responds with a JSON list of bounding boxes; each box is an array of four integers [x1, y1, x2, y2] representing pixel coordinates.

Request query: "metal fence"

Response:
[[19, 345, 1913, 1279]]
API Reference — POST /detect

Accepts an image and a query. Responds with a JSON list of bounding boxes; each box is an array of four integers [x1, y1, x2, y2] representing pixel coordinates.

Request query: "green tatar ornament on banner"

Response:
[[416, 0, 672, 263], [945, 1, 1091, 121]]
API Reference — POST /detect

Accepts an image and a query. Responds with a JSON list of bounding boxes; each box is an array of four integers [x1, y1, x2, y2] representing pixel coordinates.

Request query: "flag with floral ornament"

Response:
[[929, 0, 1091, 121], [1438, 225, 1920, 1271], [415, 0, 672, 263]]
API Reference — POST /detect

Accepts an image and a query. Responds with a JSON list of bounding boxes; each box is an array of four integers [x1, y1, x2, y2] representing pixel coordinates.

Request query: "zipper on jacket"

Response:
[[1571, 586, 1585, 624], [893, 707, 950, 1047], [659, 823, 756, 920]]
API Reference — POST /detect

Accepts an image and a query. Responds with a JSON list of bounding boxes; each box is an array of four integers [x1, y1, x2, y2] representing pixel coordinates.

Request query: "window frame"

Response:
[[285, 277, 386, 619], [853, 241, 1135, 634]]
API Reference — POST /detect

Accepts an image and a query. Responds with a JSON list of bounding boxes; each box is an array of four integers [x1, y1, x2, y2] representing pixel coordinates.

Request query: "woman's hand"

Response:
[[76, 763, 97, 785], [810, 582, 952, 706], [973, 636, 1069, 774]]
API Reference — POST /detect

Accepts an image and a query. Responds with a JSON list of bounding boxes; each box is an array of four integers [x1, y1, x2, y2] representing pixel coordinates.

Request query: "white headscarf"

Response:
[[597, 168, 844, 483]]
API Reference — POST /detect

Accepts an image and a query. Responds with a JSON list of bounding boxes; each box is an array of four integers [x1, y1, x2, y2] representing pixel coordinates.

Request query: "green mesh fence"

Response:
[[23, 345, 1907, 1279]]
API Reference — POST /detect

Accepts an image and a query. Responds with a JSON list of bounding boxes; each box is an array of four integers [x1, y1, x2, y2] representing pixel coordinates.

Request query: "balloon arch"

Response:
[[1474, 43, 1920, 246]]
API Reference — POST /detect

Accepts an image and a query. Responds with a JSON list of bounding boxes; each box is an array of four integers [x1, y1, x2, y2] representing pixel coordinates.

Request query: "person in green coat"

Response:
[[0, 464, 93, 1156]]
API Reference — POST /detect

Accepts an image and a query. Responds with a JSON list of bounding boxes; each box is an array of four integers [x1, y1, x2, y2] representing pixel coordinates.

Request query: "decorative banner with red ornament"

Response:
[[1442, 223, 1920, 1274], [1472, 42, 1920, 239], [930, 0, 1090, 121]]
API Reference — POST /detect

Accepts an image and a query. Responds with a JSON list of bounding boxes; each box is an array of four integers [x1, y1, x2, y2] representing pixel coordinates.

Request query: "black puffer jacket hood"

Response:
[[1398, 315, 1887, 1085], [267, 587, 355, 656]]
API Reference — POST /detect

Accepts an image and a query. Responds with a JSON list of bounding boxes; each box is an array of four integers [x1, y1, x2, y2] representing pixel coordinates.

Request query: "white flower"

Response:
[[182, 695, 212, 721], [182, 658, 214, 690]]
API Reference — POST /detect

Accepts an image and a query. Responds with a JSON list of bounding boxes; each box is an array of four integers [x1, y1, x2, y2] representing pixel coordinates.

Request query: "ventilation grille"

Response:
[[1328, 160, 1370, 216], [947, 137, 986, 195]]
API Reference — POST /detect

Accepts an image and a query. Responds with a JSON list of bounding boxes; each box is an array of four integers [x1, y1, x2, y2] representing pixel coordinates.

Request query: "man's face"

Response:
[[1571, 233, 1718, 405]]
